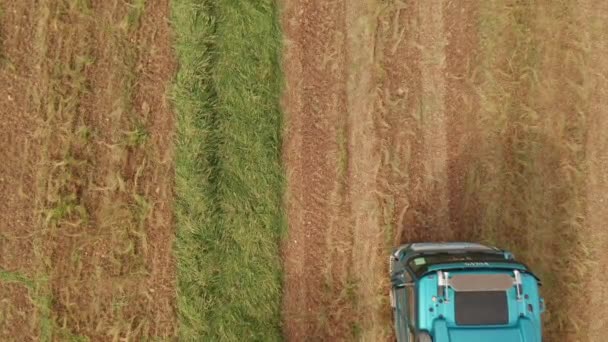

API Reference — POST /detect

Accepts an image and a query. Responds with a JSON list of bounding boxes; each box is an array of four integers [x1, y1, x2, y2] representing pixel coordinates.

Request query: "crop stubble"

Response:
[[0, 0, 176, 339], [281, 0, 608, 340]]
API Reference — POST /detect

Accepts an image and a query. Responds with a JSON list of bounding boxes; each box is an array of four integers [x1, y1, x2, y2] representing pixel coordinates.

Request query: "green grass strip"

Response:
[[171, 0, 285, 340], [0, 269, 34, 288]]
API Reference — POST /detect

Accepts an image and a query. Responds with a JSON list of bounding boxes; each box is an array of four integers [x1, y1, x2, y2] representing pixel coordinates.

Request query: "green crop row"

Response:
[[171, 0, 286, 340]]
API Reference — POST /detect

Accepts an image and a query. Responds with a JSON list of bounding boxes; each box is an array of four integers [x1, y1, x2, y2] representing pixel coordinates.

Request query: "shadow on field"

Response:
[[396, 131, 585, 338]]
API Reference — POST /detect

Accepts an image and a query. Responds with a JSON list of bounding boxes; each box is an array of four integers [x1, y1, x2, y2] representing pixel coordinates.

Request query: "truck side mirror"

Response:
[[539, 298, 545, 313], [391, 271, 412, 288]]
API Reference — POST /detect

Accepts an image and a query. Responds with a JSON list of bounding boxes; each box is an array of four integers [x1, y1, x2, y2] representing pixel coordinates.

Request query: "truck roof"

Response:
[[408, 242, 497, 253], [390, 242, 544, 342], [417, 268, 543, 342], [394, 242, 540, 281]]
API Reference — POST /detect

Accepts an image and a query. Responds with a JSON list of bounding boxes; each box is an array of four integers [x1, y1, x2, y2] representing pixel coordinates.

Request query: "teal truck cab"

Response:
[[389, 243, 545, 342]]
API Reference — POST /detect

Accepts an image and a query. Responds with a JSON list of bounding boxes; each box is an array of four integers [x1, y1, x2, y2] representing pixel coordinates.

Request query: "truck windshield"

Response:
[[407, 252, 509, 277]]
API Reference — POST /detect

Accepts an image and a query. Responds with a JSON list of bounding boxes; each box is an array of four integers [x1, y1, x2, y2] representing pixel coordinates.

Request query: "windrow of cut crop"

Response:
[[171, 0, 285, 340]]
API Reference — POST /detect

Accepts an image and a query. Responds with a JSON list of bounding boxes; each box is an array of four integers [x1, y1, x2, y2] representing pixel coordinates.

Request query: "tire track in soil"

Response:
[[0, 1, 42, 339], [281, 0, 347, 339], [444, 0, 482, 241], [415, 0, 450, 241]]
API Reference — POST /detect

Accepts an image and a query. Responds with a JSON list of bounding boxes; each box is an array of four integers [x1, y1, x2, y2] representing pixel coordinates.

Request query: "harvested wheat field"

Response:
[[0, 0, 176, 340], [281, 0, 608, 341], [2, 0, 608, 341]]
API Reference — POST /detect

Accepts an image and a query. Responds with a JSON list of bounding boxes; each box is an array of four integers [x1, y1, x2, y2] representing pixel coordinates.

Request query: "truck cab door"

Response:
[[392, 271, 415, 342], [404, 283, 416, 341]]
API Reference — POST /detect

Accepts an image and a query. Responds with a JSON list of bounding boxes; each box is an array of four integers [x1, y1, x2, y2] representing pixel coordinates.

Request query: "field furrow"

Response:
[[281, 0, 348, 339]]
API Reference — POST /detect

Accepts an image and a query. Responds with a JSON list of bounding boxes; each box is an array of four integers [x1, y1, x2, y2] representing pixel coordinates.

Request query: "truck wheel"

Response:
[[416, 332, 432, 342]]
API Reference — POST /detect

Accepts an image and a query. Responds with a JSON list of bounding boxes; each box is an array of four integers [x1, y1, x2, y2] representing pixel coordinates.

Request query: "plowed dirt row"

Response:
[[281, 0, 608, 340], [281, 0, 347, 339], [0, 2, 40, 338]]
